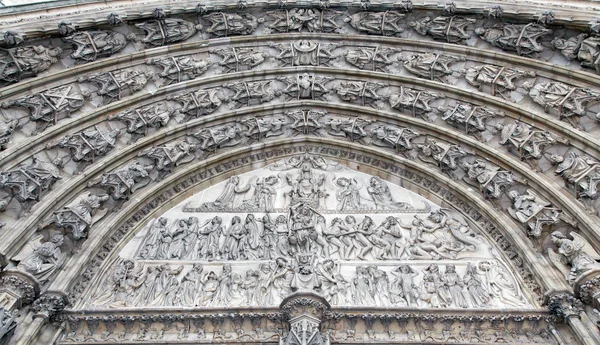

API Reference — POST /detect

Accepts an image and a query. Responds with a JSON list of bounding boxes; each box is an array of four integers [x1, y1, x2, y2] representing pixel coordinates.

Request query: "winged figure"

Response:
[[548, 231, 600, 285]]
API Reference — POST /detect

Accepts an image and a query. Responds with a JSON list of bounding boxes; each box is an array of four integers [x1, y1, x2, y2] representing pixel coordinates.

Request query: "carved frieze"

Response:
[[461, 159, 513, 201], [279, 74, 331, 100], [389, 86, 444, 120], [416, 139, 469, 174], [507, 189, 562, 238], [463, 64, 535, 100], [334, 80, 386, 108], [496, 121, 567, 170], [270, 40, 337, 67], [223, 81, 280, 107], [109, 102, 174, 139], [342, 46, 398, 71], [89, 161, 153, 200], [526, 82, 600, 128], [441, 102, 504, 140], [137, 140, 197, 176], [50, 127, 119, 165], [167, 88, 223, 121], [0, 120, 17, 151], [211, 47, 269, 72], [0, 157, 61, 213], [551, 152, 600, 212], [401, 52, 465, 82]]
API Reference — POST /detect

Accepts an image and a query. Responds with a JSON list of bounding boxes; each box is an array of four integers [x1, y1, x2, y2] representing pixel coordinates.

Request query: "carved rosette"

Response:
[[547, 293, 584, 322], [31, 292, 67, 320], [0, 271, 38, 310]]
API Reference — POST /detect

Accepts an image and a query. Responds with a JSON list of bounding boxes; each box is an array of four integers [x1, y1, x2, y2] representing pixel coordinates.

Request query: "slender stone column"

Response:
[[548, 293, 600, 345], [12, 292, 67, 345]]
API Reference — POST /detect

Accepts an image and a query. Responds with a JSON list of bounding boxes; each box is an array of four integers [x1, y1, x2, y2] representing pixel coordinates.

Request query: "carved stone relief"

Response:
[[202, 12, 263, 37], [146, 56, 211, 84], [463, 64, 536, 101], [109, 102, 174, 140], [135, 17, 201, 47], [0, 45, 62, 85], [401, 52, 464, 82], [86, 155, 532, 311], [507, 189, 562, 238], [0, 157, 61, 214], [475, 24, 552, 57], [49, 127, 119, 167], [77, 69, 150, 104], [548, 231, 600, 286], [265, 9, 340, 33], [1, 85, 87, 133], [63, 31, 128, 62], [211, 47, 269, 72], [526, 82, 600, 129], [344, 11, 406, 36], [38, 192, 109, 242], [389, 86, 444, 120], [410, 16, 475, 44], [270, 40, 337, 67]]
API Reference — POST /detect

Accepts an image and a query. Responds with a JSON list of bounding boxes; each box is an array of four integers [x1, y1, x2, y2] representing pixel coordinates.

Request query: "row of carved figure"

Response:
[[91, 259, 526, 309], [4, 40, 598, 137], [1, 69, 593, 163], [136, 209, 479, 262], [2, 5, 596, 83], [0, 110, 594, 232]]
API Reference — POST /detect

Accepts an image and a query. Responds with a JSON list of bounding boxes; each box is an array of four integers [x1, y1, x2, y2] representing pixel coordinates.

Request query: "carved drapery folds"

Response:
[[401, 52, 464, 82], [0, 158, 61, 214], [266, 9, 340, 33], [77, 69, 150, 104], [1, 85, 87, 132], [475, 23, 552, 57], [168, 88, 223, 121], [147, 56, 211, 84], [38, 192, 109, 242], [202, 12, 263, 37], [345, 11, 406, 36], [135, 16, 201, 47], [410, 16, 475, 43], [63, 31, 128, 62], [0, 45, 62, 84]]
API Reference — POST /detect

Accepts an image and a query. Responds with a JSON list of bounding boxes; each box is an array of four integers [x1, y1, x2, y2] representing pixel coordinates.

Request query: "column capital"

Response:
[[548, 292, 584, 322], [31, 292, 68, 320]]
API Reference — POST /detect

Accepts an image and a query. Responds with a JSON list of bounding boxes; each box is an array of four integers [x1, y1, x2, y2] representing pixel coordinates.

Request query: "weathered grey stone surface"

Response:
[[0, 1, 600, 345]]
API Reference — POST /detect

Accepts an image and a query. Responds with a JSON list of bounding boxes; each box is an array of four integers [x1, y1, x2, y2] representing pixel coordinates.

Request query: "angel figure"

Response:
[[335, 177, 362, 211], [15, 234, 66, 283], [241, 175, 279, 211], [548, 231, 600, 286], [478, 261, 525, 307], [199, 175, 251, 211]]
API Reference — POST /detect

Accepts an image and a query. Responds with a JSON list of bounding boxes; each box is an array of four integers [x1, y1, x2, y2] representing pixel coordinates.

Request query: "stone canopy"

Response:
[[1, 1, 600, 345]]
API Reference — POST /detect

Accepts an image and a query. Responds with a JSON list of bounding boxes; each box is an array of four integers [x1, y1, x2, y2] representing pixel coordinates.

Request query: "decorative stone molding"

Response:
[[0, 270, 38, 310]]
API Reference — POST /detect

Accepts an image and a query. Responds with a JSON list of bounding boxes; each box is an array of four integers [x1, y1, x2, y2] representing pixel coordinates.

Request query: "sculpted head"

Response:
[[508, 190, 520, 200], [550, 231, 566, 244], [549, 154, 564, 164]]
